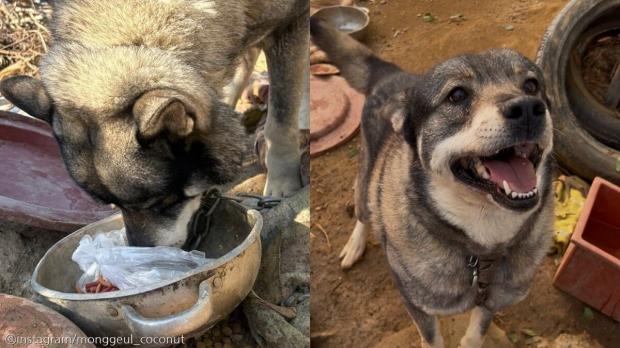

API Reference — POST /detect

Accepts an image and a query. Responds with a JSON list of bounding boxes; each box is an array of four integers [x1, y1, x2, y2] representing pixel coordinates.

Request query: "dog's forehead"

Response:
[[40, 43, 206, 118], [428, 50, 538, 87]]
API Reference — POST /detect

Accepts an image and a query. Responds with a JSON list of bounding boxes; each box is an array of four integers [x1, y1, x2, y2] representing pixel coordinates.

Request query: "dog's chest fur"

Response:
[[364, 131, 552, 315]]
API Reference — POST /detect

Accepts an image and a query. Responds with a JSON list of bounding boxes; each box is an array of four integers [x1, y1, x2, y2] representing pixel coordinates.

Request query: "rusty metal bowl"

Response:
[[31, 199, 261, 346], [311, 6, 370, 40]]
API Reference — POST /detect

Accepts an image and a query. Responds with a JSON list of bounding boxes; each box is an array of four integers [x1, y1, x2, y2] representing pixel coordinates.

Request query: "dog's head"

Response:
[[397, 49, 552, 213], [0, 45, 244, 246]]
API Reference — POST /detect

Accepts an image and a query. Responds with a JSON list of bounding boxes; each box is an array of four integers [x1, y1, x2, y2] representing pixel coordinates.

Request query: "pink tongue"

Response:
[[482, 156, 536, 193]]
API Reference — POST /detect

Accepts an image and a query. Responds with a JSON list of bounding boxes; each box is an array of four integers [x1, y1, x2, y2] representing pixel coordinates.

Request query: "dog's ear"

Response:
[[133, 89, 196, 140], [0, 76, 53, 123], [391, 109, 406, 132], [387, 91, 408, 132]]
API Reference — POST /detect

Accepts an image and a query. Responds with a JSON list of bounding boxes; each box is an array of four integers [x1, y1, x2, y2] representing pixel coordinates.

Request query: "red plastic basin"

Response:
[[554, 177, 620, 321], [0, 111, 116, 232]]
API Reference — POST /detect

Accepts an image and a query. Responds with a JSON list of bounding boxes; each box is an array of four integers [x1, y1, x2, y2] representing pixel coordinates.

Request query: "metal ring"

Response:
[[467, 256, 479, 268]]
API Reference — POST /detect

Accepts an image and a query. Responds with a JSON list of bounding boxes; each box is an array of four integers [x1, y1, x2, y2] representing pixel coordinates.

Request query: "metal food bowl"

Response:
[[311, 6, 370, 40], [31, 199, 262, 346]]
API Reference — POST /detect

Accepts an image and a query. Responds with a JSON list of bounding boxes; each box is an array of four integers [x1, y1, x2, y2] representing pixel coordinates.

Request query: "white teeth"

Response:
[[503, 180, 512, 195], [507, 187, 539, 200], [474, 159, 490, 179]]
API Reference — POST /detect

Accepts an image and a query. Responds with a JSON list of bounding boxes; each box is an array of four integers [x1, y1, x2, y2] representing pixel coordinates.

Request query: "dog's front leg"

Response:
[[261, 12, 309, 197], [459, 306, 494, 348], [223, 47, 261, 107], [402, 299, 445, 348], [414, 315, 444, 348]]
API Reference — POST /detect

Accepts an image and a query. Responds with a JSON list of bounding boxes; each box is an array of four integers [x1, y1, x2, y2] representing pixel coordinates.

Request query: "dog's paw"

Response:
[[339, 221, 368, 269], [458, 335, 483, 348], [263, 150, 302, 197], [263, 170, 302, 197], [422, 337, 445, 348]]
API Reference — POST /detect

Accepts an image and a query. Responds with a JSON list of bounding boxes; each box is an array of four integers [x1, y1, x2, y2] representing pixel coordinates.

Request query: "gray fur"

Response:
[[312, 19, 554, 348], [0, 0, 309, 246]]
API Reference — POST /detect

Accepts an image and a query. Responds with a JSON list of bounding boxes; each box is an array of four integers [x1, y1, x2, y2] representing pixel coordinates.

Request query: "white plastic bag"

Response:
[[72, 228, 210, 292]]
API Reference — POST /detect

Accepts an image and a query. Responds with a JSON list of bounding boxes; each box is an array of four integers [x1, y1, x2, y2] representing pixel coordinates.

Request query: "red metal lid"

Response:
[[0, 111, 117, 232], [310, 75, 365, 156], [0, 294, 94, 347]]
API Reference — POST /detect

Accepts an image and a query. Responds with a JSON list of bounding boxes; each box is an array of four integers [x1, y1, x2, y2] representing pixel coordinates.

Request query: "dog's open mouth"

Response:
[[451, 142, 543, 210]]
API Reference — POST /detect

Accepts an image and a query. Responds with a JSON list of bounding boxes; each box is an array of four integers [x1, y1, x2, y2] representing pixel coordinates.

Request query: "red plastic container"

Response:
[[554, 177, 620, 321]]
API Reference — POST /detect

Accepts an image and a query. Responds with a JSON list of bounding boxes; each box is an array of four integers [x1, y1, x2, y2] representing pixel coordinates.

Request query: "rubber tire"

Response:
[[537, 0, 620, 184]]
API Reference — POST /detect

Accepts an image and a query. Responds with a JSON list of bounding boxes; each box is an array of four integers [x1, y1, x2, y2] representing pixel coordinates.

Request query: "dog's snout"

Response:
[[502, 97, 546, 120]]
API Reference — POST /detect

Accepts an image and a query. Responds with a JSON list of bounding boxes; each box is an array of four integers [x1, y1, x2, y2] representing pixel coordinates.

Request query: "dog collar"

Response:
[[467, 254, 501, 305]]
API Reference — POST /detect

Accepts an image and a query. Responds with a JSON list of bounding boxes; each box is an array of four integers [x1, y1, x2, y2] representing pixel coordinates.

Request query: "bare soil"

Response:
[[310, 0, 620, 347]]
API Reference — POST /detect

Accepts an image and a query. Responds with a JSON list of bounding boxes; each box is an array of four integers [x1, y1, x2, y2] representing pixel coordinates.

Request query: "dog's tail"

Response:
[[310, 17, 403, 95]]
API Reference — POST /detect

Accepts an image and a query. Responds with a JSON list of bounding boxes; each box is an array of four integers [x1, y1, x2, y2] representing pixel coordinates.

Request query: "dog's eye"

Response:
[[447, 87, 469, 104], [523, 78, 539, 94]]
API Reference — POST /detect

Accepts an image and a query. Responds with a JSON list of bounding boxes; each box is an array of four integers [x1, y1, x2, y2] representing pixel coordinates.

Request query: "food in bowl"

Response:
[[76, 276, 119, 293]]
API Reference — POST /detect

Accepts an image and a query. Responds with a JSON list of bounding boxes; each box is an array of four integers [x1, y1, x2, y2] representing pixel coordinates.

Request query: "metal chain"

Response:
[[467, 255, 479, 287], [183, 189, 281, 251]]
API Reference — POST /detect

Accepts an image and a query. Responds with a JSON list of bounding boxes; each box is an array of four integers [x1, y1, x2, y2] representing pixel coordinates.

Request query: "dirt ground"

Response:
[[310, 0, 620, 347]]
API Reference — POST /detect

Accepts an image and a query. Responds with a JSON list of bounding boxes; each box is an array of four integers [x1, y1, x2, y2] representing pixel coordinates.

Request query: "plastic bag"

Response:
[[71, 228, 210, 292]]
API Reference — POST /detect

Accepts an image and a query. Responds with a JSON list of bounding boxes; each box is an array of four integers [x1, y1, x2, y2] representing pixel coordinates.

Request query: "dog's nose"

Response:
[[502, 97, 546, 120]]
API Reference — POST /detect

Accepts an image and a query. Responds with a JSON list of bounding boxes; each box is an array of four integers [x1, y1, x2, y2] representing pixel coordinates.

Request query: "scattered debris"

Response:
[[507, 331, 520, 344], [551, 175, 589, 256], [524, 335, 543, 345], [0, 0, 52, 78], [583, 306, 595, 323], [418, 12, 436, 23], [313, 223, 331, 251], [347, 146, 359, 158], [507, 329, 541, 345], [449, 14, 465, 23], [310, 330, 336, 340], [250, 290, 297, 320], [188, 312, 255, 348], [392, 27, 409, 38], [520, 328, 538, 337], [537, 332, 604, 348]]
